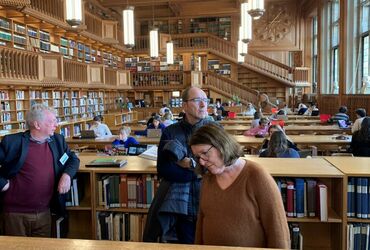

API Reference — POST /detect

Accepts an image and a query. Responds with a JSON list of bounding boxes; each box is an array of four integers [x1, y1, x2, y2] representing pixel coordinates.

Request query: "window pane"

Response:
[[332, 24, 339, 46], [361, 4, 369, 32], [363, 36, 369, 77]]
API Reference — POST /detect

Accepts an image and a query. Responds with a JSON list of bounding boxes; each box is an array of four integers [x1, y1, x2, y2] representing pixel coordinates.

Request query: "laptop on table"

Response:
[[79, 130, 96, 139], [147, 129, 162, 138]]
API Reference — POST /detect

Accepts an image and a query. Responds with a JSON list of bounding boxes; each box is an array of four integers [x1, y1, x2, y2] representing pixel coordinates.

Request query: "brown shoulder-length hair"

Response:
[[189, 123, 243, 166]]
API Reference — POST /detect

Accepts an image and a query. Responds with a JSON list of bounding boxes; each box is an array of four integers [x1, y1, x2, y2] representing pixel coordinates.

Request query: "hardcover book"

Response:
[[86, 158, 127, 168]]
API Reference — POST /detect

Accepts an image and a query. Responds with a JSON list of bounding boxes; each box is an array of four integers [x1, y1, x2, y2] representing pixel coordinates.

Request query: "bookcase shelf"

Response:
[[247, 157, 345, 250], [324, 156, 370, 250]]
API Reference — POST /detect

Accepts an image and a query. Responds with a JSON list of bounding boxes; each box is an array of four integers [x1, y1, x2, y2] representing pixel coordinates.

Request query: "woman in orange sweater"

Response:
[[189, 123, 290, 248]]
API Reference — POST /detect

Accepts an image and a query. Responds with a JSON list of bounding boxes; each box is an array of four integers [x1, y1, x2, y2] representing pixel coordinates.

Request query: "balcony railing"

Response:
[[29, 0, 64, 21], [132, 71, 185, 89], [85, 12, 103, 38], [63, 59, 88, 84], [204, 71, 259, 105], [0, 47, 39, 80], [105, 68, 117, 86]]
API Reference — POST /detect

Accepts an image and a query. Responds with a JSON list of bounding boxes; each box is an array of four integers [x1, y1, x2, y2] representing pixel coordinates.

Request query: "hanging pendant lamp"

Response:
[[123, 6, 135, 48], [241, 2, 252, 43], [66, 0, 82, 26], [248, 0, 265, 20], [166, 40, 174, 64], [150, 28, 159, 58]]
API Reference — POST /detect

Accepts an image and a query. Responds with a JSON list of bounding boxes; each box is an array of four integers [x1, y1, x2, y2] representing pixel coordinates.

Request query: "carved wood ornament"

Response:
[[253, 3, 293, 43]]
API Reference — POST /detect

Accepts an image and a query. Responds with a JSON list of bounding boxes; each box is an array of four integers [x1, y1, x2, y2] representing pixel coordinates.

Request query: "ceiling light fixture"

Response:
[[150, 0, 159, 58], [66, 0, 82, 26], [123, 5, 135, 48], [248, 0, 265, 20], [241, 2, 252, 43]]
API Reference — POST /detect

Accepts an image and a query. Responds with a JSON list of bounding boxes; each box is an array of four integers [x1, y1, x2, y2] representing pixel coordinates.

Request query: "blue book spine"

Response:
[[362, 178, 369, 219], [348, 177, 354, 217], [295, 178, 305, 218], [357, 178, 363, 219], [354, 224, 361, 250]]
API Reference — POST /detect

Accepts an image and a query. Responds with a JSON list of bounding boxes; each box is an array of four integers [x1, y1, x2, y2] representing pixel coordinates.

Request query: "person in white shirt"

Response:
[[90, 115, 112, 137], [352, 108, 366, 133], [244, 103, 256, 116], [159, 104, 170, 116], [297, 103, 308, 115]]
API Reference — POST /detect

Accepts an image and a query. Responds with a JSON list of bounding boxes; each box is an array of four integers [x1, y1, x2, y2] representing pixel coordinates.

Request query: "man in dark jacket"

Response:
[[0, 104, 80, 237], [153, 86, 214, 243]]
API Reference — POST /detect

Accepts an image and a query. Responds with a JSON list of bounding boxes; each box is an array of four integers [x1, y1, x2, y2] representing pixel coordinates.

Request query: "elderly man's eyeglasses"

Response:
[[193, 145, 213, 164], [185, 98, 210, 104]]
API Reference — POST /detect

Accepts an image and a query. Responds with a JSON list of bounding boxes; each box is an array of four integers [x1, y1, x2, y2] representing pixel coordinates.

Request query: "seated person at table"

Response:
[[328, 106, 350, 124], [136, 115, 166, 136], [189, 123, 290, 248], [112, 126, 139, 148], [349, 117, 370, 157], [259, 131, 300, 158], [352, 108, 366, 133], [162, 112, 174, 127], [297, 103, 308, 115], [146, 112, 158, 127], [90, 115, 112, 137], [210, 106, 222, 121], [251, 111, 262, 129], [260, 124, 299, 151], [215, 101, 225, 113], [243, 103, 256, 116], [306, 103, 320, 116], [159, 104, 170, 116], [243, 117, 269, 137]]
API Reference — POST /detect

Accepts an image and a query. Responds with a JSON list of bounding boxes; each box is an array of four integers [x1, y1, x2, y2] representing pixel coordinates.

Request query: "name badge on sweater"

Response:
[[59, 153, 69, 165]]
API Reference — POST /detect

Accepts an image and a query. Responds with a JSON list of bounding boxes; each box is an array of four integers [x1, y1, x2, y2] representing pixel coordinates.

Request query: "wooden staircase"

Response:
[[133, 33, 311, 103]]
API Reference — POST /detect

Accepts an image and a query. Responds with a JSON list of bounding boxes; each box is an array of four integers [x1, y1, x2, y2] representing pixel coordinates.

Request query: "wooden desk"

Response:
[[225, 125, 350, 135], [0, 236, 280, 250], [246, 157, 344, 177], [235, 134, 351, 151], [230, 115, 320, 120], [66, 136, 160, 148], [78, 155, 157, 173], [221, 119, 323, 126], [324, 157, 370, 176]]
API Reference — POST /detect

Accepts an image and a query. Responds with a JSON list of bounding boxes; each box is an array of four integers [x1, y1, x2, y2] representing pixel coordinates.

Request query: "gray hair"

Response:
[[26, 103, 54, 129], [119, 126, 131, 136]]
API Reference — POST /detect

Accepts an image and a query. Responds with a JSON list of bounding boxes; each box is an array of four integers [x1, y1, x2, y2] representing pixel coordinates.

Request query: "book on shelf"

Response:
[[86, 158, 127, 168]]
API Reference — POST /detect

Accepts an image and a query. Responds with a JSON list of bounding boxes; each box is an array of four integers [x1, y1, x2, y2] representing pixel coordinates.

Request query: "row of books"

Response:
[[65, 178, 84, 207], [348, 177, 370, 218], [347, 223, 370, 250], [97, 212, 146, 242], [275, 178, 328, 221], [97, 174, 159, 209]]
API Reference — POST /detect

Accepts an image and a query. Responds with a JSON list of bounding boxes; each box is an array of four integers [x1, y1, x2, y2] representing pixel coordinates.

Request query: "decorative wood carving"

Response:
[[0, 0, 30, 6]]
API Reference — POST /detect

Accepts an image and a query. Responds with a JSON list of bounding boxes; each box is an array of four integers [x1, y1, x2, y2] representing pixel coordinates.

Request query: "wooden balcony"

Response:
[[204, 71, 259, 105], [132, 71, 186, 90], [0, 46, 39, 83], [0, 47, 132, 89]]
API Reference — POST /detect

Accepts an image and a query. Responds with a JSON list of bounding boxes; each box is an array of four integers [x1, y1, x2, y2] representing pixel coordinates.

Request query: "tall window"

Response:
[[312, 16, 318, 93], [320, 0, 340, 94], [360, 0, 370, 93], [331, 1, 340, 94]]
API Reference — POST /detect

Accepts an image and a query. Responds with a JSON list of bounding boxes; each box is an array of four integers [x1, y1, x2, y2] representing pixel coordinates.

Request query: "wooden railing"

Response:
[[105, 68, 117, 86], [30, 0, 64, 21], [0, 47, 39, 79], [132, 71, 185, 89], [133, 33, 310, 86], [85, 12, 103, 38], [0, 0, 30, 6], [63, 59, 88, 83], [204, 71, 259, 105]]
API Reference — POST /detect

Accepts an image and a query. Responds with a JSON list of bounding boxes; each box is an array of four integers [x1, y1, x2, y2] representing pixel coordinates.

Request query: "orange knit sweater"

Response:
[[195, 160, 290, 248]]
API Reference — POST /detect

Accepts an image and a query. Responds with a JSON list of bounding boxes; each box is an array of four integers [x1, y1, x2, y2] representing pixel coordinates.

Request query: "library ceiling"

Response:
[[98, 0, 240, 19]]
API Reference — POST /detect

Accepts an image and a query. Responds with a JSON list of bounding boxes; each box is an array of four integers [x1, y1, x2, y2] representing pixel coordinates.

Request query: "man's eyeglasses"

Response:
[[193, 145, 213, 164], [185, 98, 210, 104]]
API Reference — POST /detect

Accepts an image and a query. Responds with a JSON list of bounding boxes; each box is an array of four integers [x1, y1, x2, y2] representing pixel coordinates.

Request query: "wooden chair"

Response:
[[298, 146, 318, 158]]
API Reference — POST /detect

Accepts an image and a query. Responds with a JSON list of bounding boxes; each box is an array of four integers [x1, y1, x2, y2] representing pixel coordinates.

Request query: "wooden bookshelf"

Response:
[[103, 111, 138, 131], [324, 157, 370, 250], [245, 157, 345, 250]]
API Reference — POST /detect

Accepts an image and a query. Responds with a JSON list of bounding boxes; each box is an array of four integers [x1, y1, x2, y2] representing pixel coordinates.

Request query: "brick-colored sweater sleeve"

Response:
[[248, 161, 290, 249]]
